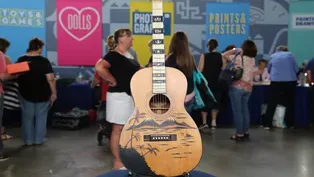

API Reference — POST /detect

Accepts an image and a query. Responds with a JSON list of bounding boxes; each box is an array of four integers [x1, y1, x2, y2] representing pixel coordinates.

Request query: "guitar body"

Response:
[[119, 67, 202, 177]]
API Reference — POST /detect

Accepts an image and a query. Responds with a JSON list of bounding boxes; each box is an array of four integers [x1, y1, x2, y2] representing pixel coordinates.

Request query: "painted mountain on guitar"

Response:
[[127, 117, 196, 130], [126, 117, 159, 130], [159, 117, 195, 129]]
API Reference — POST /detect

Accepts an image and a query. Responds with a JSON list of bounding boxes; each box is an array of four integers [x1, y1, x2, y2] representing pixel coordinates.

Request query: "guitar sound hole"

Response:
[[149, 94, 170, 115]]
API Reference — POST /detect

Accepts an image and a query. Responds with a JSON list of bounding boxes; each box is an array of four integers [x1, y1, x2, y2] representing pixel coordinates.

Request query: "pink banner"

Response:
[[57, 0, 102, 66]]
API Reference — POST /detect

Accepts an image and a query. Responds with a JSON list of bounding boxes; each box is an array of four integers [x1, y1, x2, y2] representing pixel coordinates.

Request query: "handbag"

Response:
[[219, 53, 244, 86], [193, 69, 217, 110]]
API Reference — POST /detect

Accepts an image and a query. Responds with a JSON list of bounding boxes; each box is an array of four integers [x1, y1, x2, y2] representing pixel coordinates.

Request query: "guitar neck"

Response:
[[152, 0, 166, 94]]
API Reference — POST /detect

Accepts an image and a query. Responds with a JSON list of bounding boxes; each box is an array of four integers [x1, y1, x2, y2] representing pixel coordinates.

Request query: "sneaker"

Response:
[[0, 154, 9, 162], [199, 124, 209, 130]]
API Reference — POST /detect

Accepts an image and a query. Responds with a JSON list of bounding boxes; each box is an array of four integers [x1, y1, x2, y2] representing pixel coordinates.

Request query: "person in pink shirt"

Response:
[[253, 59, 270, 82], [222, 40, 257, 141], [0, 50, 8, 161]]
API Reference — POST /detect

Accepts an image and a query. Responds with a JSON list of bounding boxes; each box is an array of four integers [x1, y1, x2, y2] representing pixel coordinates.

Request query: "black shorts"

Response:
[[205, 82, 229, 112]]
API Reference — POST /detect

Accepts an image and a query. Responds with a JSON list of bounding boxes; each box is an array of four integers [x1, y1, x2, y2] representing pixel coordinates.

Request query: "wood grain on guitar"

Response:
[[119, 0, 202, 177]]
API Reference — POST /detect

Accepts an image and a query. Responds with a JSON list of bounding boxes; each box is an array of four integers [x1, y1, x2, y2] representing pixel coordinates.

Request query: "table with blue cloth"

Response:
[[216, 85, 310, 128], [53, 80, 97, 112], [96, 170, 215, 177]]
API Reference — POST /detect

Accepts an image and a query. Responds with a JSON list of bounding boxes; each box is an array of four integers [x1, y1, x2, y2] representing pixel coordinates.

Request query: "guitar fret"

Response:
[[153, 54, 165, 58], [153, 85, 166, 88], [153, 84, 166, 86], [152, 60, 165, 63], [153, 71, 165, 74], [152, 39, 164, 44], [152, 16, 163, 22], [153, 80, 166, 83], [152, 28, 164, 34], [152, 11, 163, 16], [153, 73, 165, 77], [153, 83, 166, 86], [153, 49, 164, 54], [152, 2, 163, 10], [152, 45, 164, 50], [153, 77, 165, 80], [153, 34, 164, 40], [153, 23, 164, 29], [152, 65, 165, 69], [152, 63, 165, 67]]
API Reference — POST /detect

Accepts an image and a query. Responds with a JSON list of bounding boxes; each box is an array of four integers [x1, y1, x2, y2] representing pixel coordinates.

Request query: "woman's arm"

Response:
[[222, 48, 242, 62], [95, 59, 116, 86], [198, 54, 205, 72], [46, 73, 57, 105], [91, 74, 101, 88]]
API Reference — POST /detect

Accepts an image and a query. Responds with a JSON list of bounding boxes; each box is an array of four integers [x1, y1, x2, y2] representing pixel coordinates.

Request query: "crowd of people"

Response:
[[0, 37, 56, 161], [0, 28, 311, 172], [92, 28, 308, 169]]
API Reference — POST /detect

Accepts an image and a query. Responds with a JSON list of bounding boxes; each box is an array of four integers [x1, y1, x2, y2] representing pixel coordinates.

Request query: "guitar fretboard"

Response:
[[152, 0, 166, 94]]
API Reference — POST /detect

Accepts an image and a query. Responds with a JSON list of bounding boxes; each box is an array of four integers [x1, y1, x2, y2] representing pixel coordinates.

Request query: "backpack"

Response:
[[219, 53, 244, 86]]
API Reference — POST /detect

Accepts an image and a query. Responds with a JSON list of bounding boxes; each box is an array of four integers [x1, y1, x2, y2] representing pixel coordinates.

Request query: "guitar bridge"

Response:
[[144, 134, 177, 142]]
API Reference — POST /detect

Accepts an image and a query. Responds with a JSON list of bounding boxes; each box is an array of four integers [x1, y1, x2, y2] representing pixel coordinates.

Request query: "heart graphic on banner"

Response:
[[58, 6, 100, 41]]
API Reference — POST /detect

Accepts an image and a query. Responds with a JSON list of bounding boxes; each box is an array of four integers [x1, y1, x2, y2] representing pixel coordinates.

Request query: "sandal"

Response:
[[1, 134, 13, 140], [229, 135, 244, 141]]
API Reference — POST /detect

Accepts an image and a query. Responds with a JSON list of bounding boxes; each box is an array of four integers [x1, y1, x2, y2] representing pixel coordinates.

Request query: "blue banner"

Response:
[[132, 12, 171, 36], [205, 2, 250, 52], [0, 0, 46, 62]]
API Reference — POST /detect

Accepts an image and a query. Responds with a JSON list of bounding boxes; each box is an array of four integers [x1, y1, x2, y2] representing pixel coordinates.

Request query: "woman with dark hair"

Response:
[[222, 40, 257, 141], [166, 31, 195, 114], [95, 28, 140, 170], [17, 38, 56, 146], [0, 42, 8, 161], [0, 38, 20, 141], [198, 39, 223, 130]]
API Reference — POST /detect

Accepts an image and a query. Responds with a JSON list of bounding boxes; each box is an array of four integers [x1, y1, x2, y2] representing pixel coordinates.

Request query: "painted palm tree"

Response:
[[143, 144, 160, 157], [136, 144, 146, 156], [127, 108, 145, 148], [124, 133, 141, 148]]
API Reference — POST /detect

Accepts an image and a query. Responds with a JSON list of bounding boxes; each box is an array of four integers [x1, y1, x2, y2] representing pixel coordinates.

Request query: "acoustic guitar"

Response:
[[119, 0, 202, 176]]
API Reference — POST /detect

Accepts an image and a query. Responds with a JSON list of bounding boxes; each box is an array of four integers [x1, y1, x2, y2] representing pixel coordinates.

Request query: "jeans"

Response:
[[0, 95, 4, 152], [184, 97, 195, 116], [21, 98, 50, 145], [229, 87, 251, 134]]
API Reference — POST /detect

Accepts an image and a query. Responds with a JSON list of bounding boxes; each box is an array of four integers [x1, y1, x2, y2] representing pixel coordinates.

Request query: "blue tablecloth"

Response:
[[216, 85, 309, 128], [53, 81, 96, 112], [96, 170, 215, 177]]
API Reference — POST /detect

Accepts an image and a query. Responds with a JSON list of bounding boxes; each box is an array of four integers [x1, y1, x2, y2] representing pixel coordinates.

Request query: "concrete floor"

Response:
[[0, 126, 314, 177]]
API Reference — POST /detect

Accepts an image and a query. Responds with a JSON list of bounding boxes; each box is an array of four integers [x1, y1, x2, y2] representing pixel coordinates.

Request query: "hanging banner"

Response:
[[130, 2, 174, 65], [205, 2, 250, 52], [57, 0, 102, 66], [0, 0, 46, 62], [288, 1, 314, 64]]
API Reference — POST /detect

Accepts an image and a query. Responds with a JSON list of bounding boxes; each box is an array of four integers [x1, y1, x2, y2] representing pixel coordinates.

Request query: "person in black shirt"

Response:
[[16, 38, 56, 146], [95, 28, 140, 170], [165, 31, 195, 115], [198, 39, 224, 130]]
